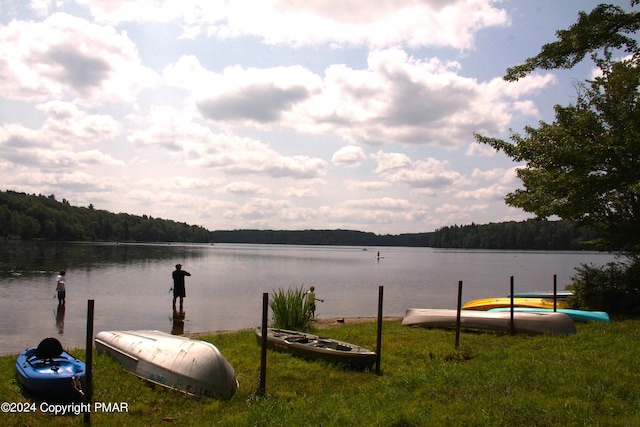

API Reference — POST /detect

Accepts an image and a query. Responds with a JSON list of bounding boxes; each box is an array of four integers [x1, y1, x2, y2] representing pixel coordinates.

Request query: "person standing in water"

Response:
[[306, 286, 324, 318], [55, 270, 66, 305], [172, 264, 191, 310]]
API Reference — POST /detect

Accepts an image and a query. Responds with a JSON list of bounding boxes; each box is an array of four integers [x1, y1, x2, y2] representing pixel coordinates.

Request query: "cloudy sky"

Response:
[[0, 1, 630, 235]]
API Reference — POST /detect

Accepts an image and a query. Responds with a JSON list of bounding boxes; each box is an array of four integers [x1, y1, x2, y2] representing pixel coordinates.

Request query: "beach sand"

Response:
[[312, 316, 402, 329]]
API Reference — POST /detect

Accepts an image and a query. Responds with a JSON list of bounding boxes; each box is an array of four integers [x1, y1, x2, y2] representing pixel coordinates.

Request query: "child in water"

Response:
[[306, 286, 324, 318], [55, 270, 66, 305]]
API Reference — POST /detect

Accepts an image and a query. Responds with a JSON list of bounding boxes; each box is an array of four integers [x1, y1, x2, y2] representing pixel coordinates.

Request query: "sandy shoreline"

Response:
[[187, 316, 403, 337]]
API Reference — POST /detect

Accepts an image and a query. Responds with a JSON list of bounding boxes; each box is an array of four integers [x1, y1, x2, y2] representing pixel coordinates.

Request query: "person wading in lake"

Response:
[[55, 270, 66, 305], [172, 264, 191, 310], [306, 286, 324, 318]]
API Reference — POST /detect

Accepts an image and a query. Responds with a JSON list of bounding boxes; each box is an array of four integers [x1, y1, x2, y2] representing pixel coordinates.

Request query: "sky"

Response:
[[0, 0, 634, 235]]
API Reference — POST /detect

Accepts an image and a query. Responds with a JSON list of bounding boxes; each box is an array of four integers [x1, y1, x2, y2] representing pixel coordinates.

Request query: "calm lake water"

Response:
[[0, 241, 618, 355]]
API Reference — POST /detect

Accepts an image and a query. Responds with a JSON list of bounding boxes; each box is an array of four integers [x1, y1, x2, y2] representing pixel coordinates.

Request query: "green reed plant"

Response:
[[269, 286, 313, 330]]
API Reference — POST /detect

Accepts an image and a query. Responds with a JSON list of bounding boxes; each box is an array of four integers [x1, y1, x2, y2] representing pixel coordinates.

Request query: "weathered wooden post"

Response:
[[509, 276, 515, 335], [84, 299, 94, 426], [553, 274, 558, 312], [258, 292, 268, 396], [375, 286, 383, 375], [455, 281, 463, 348]]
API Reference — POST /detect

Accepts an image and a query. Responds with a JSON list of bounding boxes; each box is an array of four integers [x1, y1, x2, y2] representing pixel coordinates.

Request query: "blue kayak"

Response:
[[15, 338, 86, 401], [489, 307, 610, 323]]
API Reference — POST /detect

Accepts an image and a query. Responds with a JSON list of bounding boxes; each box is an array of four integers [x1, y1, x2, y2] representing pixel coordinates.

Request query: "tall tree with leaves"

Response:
[[475, 2, 640, 254]]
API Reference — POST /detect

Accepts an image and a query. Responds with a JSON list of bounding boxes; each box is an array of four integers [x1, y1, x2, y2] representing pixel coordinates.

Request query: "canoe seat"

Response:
[[335, 344, 352, 352], [286, 336, 310, 344], [35, 337, 63, 360]]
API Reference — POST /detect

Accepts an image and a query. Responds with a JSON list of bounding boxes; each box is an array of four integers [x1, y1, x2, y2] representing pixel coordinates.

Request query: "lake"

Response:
[[0, 241, 618, 355]]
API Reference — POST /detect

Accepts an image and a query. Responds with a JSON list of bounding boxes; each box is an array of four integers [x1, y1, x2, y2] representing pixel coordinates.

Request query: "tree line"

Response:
[[0, 190, 211, 243], [0, 190, 603, 250], [428, 220, 600, 250]]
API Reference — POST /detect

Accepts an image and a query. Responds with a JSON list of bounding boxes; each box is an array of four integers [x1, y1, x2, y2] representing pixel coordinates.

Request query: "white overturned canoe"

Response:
[[402, 308, 577, 336], [488, 307, 610, 323], [95, 330, 238, 399]]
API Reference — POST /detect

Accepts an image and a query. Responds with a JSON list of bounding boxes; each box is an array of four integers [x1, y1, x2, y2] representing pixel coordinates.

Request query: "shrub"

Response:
[[568, 257, 640, 318], [269, 286, 314, 330]]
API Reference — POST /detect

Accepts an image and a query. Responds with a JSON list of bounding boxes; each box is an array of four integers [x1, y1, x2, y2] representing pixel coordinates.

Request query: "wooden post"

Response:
[[84, 299, 94, 426], [375, 286, 383, 375], [553, 274, 558, 312], [258, 292, 268, 396], [455, 281, 463, 348], [509, 276, 515, 335]]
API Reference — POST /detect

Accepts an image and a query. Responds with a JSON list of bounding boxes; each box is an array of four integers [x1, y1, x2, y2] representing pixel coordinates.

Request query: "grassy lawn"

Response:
[[1, 320, 639, 426]]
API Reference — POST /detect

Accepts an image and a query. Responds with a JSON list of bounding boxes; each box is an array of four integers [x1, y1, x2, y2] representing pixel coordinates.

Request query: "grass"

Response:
[[2, 320, 640, 426]]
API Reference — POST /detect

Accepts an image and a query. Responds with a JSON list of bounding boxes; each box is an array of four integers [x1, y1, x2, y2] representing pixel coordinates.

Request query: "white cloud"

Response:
[[223, 181, 269, 195], [78, 0, 509, 49], [294, 48, 551, 147], [161, 49, 555, 148], [345, 180, 390, 191], [224, 197, 293, 222], [36, 101, 121, 144], [197, 72, 316, 124], [127, 104, 329, 179], [5, 170, 125, 193], [456, 184, 509, 201], [513, 100, 539, 116], [342, 197, 413, 210], [319, 197, 430, 227], [0, 122, 124, 170], [471, 167, 518, 185], [137, 176, 223, 191], [372, 151, 466, 189], [191, 138, 328, 179], [281, 186, 318, 198], [466, 142, 496, 157], [372, 151, 413, 173], [332, 145, 366, 166], [0, 13, 158, 104]]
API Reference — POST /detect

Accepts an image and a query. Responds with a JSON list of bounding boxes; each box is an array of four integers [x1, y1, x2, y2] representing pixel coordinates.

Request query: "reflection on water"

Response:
[[171, 309, 185, 335], [55, 304, 65, 335], [0, 241, 618, 355], [0, 240, 207, 278]]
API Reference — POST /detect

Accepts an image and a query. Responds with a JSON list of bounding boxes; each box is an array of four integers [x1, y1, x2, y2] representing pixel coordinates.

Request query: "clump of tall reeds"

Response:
[[270, 286, 314, 330]]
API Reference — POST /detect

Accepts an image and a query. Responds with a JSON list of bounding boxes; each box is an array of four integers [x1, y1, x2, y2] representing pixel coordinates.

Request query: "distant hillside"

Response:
[[0, 190, 211, 243], [429, 221, 600, 250], [0, 190, 602, 250], [208, 229, 429, 247]]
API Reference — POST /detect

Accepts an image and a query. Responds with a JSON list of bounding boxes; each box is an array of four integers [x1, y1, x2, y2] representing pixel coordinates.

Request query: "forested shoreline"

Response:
[[0, 190, 602, 250]]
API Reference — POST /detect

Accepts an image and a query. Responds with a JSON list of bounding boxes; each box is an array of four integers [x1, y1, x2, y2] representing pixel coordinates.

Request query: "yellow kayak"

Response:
[[462, 297, 570, 311]]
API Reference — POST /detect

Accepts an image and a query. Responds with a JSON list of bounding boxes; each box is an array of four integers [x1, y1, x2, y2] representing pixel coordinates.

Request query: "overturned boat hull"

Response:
[[402, 308, 577, 335], [489, 307, 610, 323], [95, 330, 237, 399]]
